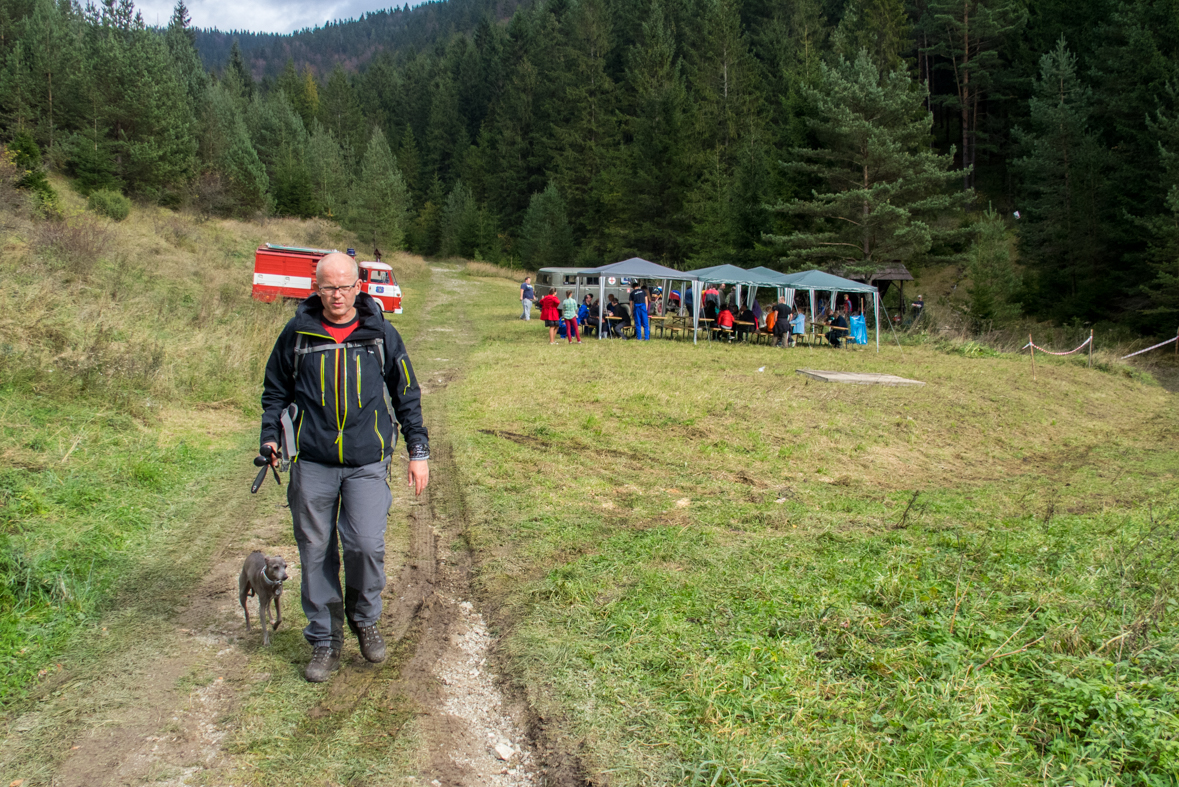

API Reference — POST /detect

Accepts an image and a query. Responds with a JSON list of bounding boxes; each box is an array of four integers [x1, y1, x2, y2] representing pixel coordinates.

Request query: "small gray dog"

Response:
[[239, 551, 288, 645]]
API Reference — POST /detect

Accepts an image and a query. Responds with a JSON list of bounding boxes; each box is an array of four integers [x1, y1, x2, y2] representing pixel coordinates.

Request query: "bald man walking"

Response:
[[260, 253, 429, 682]]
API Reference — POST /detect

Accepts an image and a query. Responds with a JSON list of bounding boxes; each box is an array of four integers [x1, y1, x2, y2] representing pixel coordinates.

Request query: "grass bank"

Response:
[[452, 274, 1179, 785]]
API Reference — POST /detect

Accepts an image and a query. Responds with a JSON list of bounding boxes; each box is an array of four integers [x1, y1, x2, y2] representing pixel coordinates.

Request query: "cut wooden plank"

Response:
[[795, 369, 926, 386]]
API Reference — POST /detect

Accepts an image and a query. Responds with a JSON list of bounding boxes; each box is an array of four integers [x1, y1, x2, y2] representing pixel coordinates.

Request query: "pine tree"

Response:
[[18, 0, 74, 151], [550, 0, 618, 257], [409, 175, 445, 256], [306, 120, 349, 219], [296, 66, 320, 130], [966, 205, 1021, 329], [1140, 85, 1179, 320], [425, 70, 468, 184], [1013, 38, 1109, 317], [766, 50, 966, 271], [347, 127, 410, 250], [226, 39, 254, 101], [200, 81, 269, 214], [318, 65, 367, 158], [0, 39, 34, 133], [684, 0, 770, 267], [248, 92, 312, 217], [833, 0, 911, 72], [439, 180, 480, 257], [165, 0, 206, 110], [396, 125, 423, 203], [613, 0, 693, 263], [519, 182, 575, 268], [918, 0, 1026, 190]]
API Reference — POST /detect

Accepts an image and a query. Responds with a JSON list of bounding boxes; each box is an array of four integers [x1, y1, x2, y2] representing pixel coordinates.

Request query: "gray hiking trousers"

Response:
[[288, 457, 393, 648]]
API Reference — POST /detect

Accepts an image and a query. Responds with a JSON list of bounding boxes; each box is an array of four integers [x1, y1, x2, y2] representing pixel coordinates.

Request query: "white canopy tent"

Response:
[[576, 258, 702, 343]]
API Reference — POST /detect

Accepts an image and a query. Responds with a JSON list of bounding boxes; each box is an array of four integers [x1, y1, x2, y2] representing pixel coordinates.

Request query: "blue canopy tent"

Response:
[[576, 258, 702, 342], [780, 269, 881, 351]]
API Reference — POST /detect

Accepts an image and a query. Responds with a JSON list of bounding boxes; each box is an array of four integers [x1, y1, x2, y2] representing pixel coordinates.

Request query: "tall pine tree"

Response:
[[766, 50, 965, 271], [1014, 38, 1109, 318]]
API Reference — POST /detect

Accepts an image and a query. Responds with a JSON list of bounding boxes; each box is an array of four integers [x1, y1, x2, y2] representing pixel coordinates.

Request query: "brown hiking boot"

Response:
[[356, 623, 387, 663], [304, 645, 341, 682]]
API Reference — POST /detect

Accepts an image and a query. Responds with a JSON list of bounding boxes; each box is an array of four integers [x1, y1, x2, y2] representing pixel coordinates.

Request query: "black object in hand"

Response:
[[251, 445, 282, 493]]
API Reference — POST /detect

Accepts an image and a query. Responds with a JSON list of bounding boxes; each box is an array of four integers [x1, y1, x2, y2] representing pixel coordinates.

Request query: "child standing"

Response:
[[539, 288, 562, 344], [561, 290, 582, 344]]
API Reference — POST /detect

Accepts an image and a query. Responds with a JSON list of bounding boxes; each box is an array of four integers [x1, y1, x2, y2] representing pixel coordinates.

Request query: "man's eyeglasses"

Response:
[[318, 281, 358, 296]]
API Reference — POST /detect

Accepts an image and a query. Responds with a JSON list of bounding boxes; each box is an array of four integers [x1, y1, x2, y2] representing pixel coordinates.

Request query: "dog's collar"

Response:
[[260, 566, 285, 587]]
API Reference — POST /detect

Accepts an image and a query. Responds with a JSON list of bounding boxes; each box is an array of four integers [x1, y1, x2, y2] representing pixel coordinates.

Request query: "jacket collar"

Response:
[[294, 292, 386, 338]]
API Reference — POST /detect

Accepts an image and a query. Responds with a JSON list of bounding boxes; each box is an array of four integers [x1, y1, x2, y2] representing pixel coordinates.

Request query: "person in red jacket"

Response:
[[538, 288, 562, 344]]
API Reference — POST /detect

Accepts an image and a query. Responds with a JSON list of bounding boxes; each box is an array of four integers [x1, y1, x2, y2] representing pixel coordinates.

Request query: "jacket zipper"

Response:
[[374, 410, 384, 461]]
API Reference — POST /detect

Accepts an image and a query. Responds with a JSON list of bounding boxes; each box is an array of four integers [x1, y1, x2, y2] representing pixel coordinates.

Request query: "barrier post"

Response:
[[1089, 329, 1093, 368], [1029, 334, 1036, 381]]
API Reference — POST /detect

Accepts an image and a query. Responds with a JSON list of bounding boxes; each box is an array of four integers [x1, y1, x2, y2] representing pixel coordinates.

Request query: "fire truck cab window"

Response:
[[369, 270, 389, 284]]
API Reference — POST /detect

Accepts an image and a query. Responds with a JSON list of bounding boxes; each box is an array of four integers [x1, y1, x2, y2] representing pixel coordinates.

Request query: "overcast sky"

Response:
[[135, 0, 407, 34]]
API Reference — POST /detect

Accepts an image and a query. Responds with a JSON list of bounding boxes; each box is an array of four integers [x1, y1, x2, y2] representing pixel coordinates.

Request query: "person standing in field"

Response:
[[538, 287, 562, 344], [772, 296, 792, 348], [519, 276, 535, 320], [630, 281, 650, 341], [259, 252, 429, 683], [560, 290, 582, 344]]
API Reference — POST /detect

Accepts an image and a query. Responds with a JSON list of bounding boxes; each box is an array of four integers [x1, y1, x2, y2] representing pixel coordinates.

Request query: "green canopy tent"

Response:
[[780, 270, 881, 351], [691, 264, 789, 318]]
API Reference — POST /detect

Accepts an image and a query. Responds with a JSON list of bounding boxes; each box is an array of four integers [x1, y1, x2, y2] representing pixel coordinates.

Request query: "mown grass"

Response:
[[450, 274, 1179, 785], [0, 178, 424, 703]]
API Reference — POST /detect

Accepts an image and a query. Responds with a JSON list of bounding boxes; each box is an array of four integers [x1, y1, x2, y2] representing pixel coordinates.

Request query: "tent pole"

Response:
[[598, 278, 605, 340], [692, 280, 699, 344], [662, 278, 669, 316], [874, 291, 879, 353]]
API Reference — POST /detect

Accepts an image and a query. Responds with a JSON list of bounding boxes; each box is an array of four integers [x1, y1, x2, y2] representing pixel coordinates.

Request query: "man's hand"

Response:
[[263, 441, 280, 468], [408, 460, 429, 496]]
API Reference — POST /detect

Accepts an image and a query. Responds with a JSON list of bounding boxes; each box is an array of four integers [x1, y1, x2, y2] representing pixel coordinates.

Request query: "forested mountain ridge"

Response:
[[4, 0, 1179, 331], [193, 0, 527, 78]]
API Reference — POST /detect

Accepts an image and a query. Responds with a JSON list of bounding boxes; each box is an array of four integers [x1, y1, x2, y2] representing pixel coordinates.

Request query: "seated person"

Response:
[[715, 305, 734, 338], [827, 309, 849, 347], [579, 296, 598, 336], [790, 309, 806, 346], [752, 300, 763, 328], [736, 306, 757, 341], [606, 295, 631, 337]]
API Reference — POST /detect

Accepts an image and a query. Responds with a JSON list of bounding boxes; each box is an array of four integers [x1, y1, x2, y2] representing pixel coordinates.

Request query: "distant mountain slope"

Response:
[[194, 0, 525, 76]]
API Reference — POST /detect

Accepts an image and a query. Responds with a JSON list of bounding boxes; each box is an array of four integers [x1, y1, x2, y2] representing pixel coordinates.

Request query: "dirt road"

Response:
[[1, 266, 572, 787]]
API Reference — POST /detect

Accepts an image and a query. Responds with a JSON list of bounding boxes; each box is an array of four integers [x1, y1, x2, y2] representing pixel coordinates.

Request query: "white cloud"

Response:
[[135, 0, 407, 34]]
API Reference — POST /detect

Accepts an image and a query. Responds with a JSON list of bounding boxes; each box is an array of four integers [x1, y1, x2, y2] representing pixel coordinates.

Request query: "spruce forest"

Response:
[[3, 0, 1179, 330]]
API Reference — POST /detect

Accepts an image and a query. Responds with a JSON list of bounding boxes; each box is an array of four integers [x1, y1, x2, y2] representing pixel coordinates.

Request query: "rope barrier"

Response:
[[1021, 335, 1092, 356], [1120, 335, 1179, 360]]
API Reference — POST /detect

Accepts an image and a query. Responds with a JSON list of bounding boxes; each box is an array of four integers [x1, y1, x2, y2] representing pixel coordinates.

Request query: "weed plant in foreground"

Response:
[[451, 275, 1179, 786]]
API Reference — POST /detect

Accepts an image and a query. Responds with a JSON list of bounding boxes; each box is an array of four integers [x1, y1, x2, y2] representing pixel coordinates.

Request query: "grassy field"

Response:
[[451, 273, 1179, 786], [4, 181, 1179, 786]]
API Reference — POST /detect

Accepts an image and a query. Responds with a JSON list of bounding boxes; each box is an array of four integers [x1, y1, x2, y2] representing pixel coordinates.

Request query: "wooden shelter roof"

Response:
[[826, 264, 914, 284]]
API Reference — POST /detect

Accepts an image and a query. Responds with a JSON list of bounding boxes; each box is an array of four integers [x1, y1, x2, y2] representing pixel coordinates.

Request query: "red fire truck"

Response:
[[251, 243, 403, 314]]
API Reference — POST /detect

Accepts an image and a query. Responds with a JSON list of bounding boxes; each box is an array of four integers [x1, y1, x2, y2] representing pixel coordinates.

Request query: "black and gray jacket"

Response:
[[260, 292, 428, 467]]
